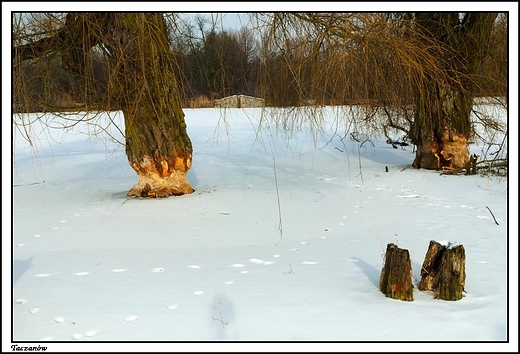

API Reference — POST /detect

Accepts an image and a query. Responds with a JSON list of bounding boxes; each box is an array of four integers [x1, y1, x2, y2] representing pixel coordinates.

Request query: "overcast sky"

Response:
[[185, 13, 251, 32]]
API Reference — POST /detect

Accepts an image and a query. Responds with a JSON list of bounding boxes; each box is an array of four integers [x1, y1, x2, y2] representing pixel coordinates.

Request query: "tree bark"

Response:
[[379, 243, 414, 301], [14, 13, 195, 197], [418, 240, 466, 301], [411, 13, 498, 170], [104, 14, 194, 197]]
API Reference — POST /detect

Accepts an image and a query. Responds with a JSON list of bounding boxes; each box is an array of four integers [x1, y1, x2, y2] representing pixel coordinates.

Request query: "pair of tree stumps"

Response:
[[379, 241, 466, 301]]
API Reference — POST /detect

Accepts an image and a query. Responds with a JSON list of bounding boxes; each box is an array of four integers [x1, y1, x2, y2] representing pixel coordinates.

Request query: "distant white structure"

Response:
[[214, 95, 265, 108]]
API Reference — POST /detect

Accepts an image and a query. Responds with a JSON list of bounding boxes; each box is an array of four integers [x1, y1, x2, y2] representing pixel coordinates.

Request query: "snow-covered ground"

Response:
[[6, 105, 517, 352]]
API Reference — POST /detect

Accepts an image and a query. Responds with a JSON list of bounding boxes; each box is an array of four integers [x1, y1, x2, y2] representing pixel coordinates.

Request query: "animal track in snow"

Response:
[[249, 258, 275, 265], [193, 291, 204, 295], [34, 273, 52, 277], [33, 234, 41, 238], [230, 264, 246, 268], [71, 272, 89, 276], [240, 270, 249, 274], [110, 269, 127, 273], [301, 261, 319, 265], [83, 330, 98, 337], [59, 220, 67, 223], [167, 304, 178, 310], [15, 299, 27, 304], [125, 315, 138, 322], [224, 281, 234, 285], [188, 265, 202, 269], [398, 194, 420, 199], [54, 317, 65, 323], [71, 333, 83, 340], [151, 268, 164, 273], [30, 308, 40, 314]]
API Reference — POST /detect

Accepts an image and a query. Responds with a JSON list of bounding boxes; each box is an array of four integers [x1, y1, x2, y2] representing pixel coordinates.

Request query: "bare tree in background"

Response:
[[13, 13, 194, 197]]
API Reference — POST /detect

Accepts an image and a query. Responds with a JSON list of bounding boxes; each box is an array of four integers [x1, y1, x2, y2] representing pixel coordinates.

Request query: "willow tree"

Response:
[[257, 12, 505, 171], [410, 13, 499, 170], [13, 13, 194, 197]]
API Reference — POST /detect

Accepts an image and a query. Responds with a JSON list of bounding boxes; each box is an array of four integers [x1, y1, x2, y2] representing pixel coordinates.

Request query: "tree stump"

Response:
[[418, 240, 466, 301], [379, 243, 414, 301]]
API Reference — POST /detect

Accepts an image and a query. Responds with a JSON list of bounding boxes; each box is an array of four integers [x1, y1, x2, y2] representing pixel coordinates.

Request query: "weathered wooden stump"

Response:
[[418, 240, 466, 301], [379, 243, 414, 301]]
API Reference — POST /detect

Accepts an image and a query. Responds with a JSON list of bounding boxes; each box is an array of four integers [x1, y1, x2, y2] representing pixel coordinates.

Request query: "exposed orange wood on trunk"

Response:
[[128, 154, 194, 197]]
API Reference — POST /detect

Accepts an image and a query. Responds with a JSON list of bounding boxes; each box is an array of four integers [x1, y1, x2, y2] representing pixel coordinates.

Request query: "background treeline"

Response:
[[13, 13, 507, 112]]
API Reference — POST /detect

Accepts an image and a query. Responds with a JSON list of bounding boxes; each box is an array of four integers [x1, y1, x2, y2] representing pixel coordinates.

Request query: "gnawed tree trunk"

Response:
[[13, 13, 194, 198], [418, 240, 466, 301], [379, 243, 414, 301], [102, 13, 194, 197], [411, 13, 498, 171], [411, 83, 472, 170]]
